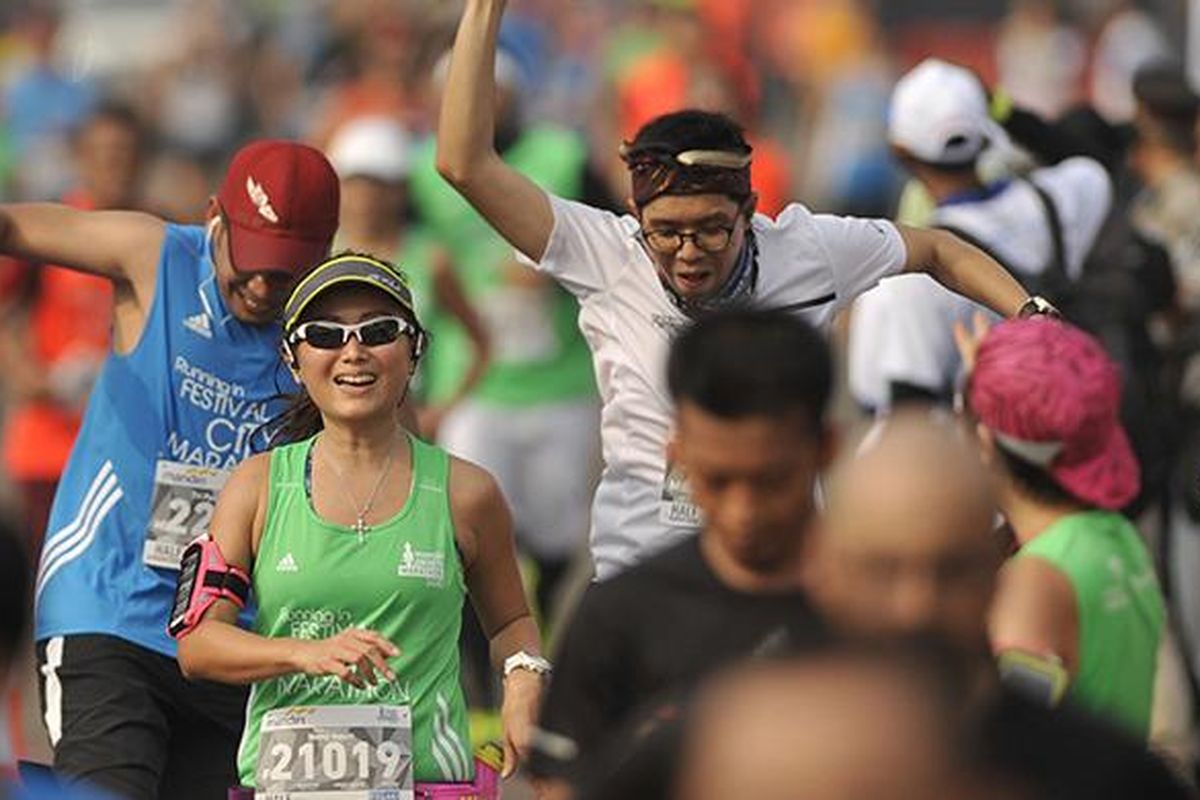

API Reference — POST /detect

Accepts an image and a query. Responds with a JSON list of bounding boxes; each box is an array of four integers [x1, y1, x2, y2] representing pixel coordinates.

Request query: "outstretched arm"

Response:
[[898, 225, 1030, 317], [435, 0, 554, 262], [0, 204, 163, 289], [0, 204, 166, 351]]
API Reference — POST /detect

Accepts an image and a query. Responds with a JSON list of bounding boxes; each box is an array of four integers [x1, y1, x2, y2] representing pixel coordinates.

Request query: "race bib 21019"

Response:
[[256, 704, 414, 800]]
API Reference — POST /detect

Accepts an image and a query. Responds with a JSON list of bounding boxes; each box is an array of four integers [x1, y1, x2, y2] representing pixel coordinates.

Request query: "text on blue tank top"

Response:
[[34, 224, 296, 657]]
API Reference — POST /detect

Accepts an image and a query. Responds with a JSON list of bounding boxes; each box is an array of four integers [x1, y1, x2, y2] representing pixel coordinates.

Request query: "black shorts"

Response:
[[36, 633, 247, 800]]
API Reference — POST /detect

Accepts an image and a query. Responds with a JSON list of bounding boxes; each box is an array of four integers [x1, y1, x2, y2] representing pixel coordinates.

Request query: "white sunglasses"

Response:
[[287, 316, 416, 350]]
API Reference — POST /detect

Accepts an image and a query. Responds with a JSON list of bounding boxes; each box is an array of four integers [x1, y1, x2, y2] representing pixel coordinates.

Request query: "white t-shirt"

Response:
[[532, 192, 907, 578], [848, 156, 1111, 411]]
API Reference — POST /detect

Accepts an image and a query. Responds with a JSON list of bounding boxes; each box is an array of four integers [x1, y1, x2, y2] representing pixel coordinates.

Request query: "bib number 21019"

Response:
[[256, 704, 413, 800], [263, 740, 406, 784]]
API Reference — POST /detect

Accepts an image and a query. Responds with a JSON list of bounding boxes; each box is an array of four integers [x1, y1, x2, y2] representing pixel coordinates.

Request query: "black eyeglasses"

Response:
[[640, 201, 752, 255], [287, 316, 415, 349], [642, 224, 738, 254]]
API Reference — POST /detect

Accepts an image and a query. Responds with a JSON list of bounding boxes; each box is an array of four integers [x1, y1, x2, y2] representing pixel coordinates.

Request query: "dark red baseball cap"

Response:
[[216, 140, 339, 275]]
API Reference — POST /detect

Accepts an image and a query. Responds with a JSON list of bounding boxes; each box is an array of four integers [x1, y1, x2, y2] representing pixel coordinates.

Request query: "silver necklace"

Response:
[[319, 435, 396, 543]]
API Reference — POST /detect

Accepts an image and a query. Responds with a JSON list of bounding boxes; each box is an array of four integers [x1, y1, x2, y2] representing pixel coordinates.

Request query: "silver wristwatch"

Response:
[[1017, 295, 1060, 319], [503, 650, 552, 679]]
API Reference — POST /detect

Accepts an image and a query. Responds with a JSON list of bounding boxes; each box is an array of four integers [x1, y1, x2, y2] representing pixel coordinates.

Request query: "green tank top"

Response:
[[237, 434, 473, 785], [1018, 510, 1165, 737], [409, 127, 595, 406]]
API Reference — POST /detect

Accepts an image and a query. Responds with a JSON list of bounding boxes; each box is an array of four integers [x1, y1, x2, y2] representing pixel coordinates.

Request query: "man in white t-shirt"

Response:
[[849, 58, 1112, 412], [437, 0, 1040, 579]]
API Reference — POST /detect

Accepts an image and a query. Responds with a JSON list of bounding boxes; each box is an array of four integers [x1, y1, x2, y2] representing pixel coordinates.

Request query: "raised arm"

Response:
[[435, 0, 555, 261], [898, 225, 1030, 317]]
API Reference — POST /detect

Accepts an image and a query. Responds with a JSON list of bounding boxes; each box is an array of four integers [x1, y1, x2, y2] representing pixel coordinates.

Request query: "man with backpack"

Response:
[[849, 59, 1112, 412]]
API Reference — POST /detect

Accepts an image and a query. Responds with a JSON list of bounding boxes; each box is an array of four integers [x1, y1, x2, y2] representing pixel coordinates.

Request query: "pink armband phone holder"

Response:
[[168, 537, 250, 639]]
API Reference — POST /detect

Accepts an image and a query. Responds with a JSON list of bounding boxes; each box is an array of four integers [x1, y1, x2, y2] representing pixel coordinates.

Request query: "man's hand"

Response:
[[953, 311, 993, 374]]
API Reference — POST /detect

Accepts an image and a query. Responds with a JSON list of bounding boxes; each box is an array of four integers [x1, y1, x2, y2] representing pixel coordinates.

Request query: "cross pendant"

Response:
[[353, 517, 369, 543]]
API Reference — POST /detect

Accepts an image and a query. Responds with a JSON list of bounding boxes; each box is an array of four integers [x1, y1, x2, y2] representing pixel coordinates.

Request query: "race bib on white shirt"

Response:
[[659, 462, 704, 528], [143, 460, 229, 569], [256, 704, 414, 800]]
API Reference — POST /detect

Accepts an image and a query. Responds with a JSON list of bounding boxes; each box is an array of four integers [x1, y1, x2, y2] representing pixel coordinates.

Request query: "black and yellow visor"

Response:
[[282, 253, 418, 333]]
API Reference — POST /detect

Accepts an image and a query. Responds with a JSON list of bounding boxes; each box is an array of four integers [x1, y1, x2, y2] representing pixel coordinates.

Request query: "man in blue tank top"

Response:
[[0, 140, 339, 800]]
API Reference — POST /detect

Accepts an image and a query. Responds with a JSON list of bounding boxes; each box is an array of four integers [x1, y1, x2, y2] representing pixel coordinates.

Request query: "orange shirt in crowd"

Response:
[[618, 50, 692, 143], [746, 135, 791, 218], [617, 50, 790, 217], [3, 191, 112, 481]]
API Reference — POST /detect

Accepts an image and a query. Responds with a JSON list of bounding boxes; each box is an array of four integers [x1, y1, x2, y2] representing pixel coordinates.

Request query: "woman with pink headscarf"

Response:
[[959, 317, 1187, 758]]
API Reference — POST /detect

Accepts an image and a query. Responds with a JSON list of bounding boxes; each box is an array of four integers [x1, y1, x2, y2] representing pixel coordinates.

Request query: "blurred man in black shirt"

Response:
[[530, 309, 832, 796]]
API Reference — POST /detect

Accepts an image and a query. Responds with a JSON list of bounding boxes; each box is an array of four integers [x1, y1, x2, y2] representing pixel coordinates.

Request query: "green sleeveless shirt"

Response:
[[408, 127, 595, 407], [1018, 510, 1165, 738], [237, 434, 473, 785]]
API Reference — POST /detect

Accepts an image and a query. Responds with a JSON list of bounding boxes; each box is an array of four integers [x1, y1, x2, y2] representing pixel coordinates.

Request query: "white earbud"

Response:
[[280, 344, 300, 380]]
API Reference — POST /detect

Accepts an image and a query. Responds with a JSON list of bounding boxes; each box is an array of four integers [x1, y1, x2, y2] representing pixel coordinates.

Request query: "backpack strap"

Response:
[[1026, 178, 1068, 283], [936, 180, 1068, 295]]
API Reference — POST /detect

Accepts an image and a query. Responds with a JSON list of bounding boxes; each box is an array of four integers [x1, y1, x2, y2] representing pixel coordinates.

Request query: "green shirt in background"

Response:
[[409, 127, 595, 407], [0, 123, 14, 199], [238, 435, 473, 784], [394, 231, 462, 408], [1019, 510, 1165, 738]]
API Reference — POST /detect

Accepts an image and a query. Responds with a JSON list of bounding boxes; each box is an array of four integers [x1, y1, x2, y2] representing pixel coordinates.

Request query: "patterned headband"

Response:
[[620, 144, 753, 207]]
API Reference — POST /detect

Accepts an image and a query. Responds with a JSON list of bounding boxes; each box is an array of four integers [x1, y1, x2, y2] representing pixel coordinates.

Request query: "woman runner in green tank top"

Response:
[[962, 318, 1170, 742], [176, 253, 545, 791]]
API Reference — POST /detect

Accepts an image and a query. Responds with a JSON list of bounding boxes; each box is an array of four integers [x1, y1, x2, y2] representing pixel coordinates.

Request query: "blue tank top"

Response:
[[34, 224, 294, 657]]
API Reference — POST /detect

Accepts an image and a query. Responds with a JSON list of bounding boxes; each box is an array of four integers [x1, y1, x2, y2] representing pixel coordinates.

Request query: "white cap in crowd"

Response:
[[888, 58, 1000, 167], [327, 116, 412, 183]]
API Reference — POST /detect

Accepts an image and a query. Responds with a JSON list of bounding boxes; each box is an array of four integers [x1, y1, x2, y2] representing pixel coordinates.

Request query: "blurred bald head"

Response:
[[810, 410, 1000, 652], [675, 651, 985, 800]]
